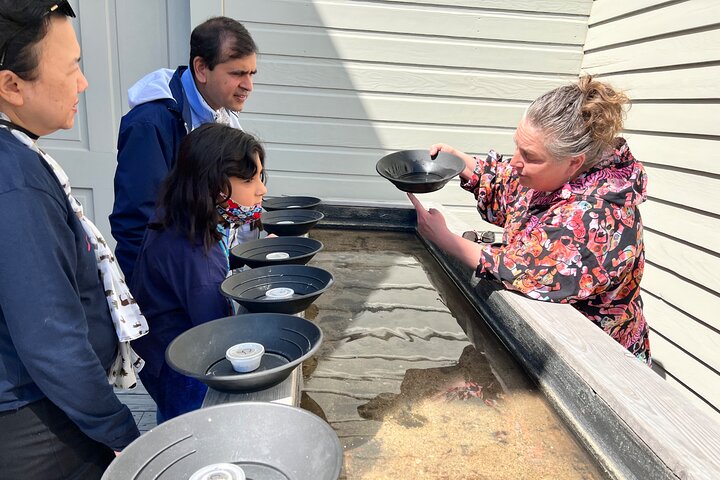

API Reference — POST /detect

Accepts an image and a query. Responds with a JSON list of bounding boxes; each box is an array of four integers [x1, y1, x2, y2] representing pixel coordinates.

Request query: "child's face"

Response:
[[227, 153, 267, 206]]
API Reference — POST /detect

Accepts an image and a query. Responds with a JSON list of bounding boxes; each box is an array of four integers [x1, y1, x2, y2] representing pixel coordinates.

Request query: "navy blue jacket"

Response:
[[129, 222, 234, 419], [0, 129, 140, 450], [110, 67, 190, 282]]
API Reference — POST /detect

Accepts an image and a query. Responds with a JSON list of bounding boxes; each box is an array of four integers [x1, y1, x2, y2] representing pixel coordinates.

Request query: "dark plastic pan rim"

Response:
[[230, 237, 324, 266], [263, 195, 322, 210], [219, 266, 335, 304], [165, 313, 323, 382], [262, 209, 325, 224]]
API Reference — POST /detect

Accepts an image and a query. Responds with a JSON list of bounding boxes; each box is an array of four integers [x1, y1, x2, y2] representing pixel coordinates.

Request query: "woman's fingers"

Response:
[[406, 192, 424, 212]]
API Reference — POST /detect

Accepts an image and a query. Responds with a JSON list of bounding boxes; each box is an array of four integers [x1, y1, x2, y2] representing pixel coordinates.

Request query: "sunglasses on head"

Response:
[[0, 1, 77, 69]]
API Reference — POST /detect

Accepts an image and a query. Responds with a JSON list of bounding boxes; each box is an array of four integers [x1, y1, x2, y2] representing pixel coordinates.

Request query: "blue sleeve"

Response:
[[181, 247, 233, 326], [110, 120, 174, 282], [0, 188, 140, 450]]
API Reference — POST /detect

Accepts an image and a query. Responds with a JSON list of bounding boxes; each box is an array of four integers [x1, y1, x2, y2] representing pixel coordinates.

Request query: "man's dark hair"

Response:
[[0, 0, 75, 80], [154, 123, 266, 251], [189, 16, 257, 79]]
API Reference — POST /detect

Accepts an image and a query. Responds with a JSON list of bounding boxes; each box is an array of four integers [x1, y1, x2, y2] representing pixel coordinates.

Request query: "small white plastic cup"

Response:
[[188, 463, 246, 480], [265, 251, 290, 260], [264, 287, 295, 299], [225, 343, 264, 373]]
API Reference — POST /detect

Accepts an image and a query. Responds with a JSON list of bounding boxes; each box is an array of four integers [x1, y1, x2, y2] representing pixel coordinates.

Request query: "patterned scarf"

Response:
[[0, 113, 148, 389]]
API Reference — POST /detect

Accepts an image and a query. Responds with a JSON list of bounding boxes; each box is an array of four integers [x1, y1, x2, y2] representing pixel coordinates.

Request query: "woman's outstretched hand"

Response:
[[407, 193, 450, 247], [428, 143, 476, 180], [428, 143, 458, 158], [407, 193, 488, 270]]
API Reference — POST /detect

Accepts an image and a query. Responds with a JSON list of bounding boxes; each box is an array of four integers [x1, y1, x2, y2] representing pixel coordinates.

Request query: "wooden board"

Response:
[[649, 332, 720, 421], [496, 288, 720, 480]]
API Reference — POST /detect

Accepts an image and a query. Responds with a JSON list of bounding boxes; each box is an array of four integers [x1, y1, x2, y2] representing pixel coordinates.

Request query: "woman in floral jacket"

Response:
[[409, 76, 650, 363]]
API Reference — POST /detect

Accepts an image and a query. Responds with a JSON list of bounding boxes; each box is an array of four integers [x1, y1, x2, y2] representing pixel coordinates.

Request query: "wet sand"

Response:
[[303, 229, 605, 479]]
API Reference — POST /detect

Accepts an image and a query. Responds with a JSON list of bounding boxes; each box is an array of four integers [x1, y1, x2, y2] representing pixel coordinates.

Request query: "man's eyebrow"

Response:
[[230, 69, 257, 75]]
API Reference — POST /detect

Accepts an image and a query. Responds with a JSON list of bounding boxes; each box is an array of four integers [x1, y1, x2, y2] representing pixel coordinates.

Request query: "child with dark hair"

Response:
[[130, 123, 267, 422]]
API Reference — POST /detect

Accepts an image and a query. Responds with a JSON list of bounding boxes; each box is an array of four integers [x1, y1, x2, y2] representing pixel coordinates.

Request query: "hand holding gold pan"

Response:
[[376, 149, 465, 193]]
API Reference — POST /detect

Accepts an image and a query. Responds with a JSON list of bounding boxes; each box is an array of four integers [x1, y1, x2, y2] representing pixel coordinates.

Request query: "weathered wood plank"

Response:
[[230, 0, 588, 44], [663, 369, 720, 424], [497, 288, 720, 480], [245, 24, 583, 74], [255, 56, 575, 101], [582, 29, 720, 75], [649, 332, 720, 422], [585, 0, 720, 50]]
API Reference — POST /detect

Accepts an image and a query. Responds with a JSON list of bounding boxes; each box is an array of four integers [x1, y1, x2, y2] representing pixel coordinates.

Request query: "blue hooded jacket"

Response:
[[110, 67, 190, 282]]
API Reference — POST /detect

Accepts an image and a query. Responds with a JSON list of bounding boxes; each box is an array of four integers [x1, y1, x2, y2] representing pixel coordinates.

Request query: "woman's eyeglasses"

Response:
[[0, 1, 76, 69]]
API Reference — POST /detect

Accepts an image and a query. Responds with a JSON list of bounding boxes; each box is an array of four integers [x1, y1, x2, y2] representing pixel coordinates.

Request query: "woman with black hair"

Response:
[[130, 123, 267, 422], [0, 1, 143, 477]]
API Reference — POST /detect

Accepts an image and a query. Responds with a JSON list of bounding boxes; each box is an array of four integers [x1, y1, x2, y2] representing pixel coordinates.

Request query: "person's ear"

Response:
[[0, 70, 25, 107], [568, 153, 585, 177], [192, 56, 209, 84]]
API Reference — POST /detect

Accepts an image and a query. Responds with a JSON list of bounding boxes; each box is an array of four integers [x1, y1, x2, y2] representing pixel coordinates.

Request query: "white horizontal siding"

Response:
[[224, 0, 590, 205], [582, 0, 720, 416]]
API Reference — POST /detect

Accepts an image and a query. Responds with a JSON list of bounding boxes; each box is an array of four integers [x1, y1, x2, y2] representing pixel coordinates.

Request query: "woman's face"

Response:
[[509, 119, 582, 193], [11, 16, 88, 136], [227, 153, 267, 206]]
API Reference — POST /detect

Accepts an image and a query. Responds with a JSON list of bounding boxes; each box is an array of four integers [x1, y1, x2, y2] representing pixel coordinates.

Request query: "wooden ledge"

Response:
[[423, 239, 720, 480], [316, 201, 720, 479]]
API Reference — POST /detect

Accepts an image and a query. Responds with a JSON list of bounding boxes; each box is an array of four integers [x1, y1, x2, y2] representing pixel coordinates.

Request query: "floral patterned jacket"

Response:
[[461, 139, 650, 362]]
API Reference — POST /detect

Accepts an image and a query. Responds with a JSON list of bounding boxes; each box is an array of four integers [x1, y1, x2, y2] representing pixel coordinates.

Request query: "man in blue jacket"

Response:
[[110, 17, 257, 282]]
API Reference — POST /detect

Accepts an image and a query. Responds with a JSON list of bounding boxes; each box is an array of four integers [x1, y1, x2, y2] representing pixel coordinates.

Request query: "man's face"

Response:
[[14, 16, 88, 136], [195, 53, 256, 112]]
